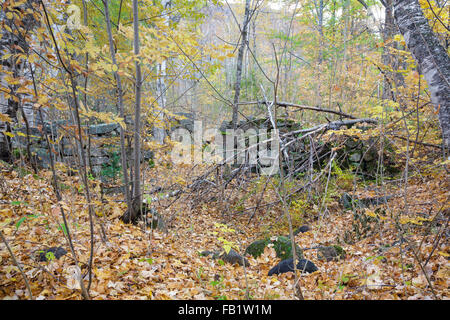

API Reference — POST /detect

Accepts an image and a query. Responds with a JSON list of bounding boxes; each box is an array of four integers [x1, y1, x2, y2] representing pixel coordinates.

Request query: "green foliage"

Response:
[[246, 234, 304, 260], [12, 148, 23, 159], [100, 149, 122, 180], [58, 223, 68, 237], [138, 257, 154, 265], [332, 244, 346, 257], [10, 200, 27, 206], [290, 197, 308, 226], [57, 182, 72, 191], [213, 223, 237, 254], [15, 216, 27, 230], [45, 251, 56, 262], [15, 166, 32, 178], [15, 213, 40, 231], [210, 275, 224, 289], [331, 161, 355, 191]]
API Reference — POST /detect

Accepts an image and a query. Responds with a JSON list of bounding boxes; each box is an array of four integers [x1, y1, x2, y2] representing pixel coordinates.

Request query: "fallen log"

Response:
[[238, 100, 358, 119]]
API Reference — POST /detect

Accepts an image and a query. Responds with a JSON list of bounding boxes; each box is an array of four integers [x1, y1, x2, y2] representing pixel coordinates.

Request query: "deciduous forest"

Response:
[[0, 0, 448, 300]]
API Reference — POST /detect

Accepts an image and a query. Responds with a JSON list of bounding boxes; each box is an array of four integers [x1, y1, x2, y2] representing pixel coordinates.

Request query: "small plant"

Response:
[[196, 267, 205, 284], [210, 275, 224, 289], [45, 251, 56, 262], [100, 149, 122, 180], [16, 167, 32, 178], [12, 148, 23, 159], [290, 197, 308, 226], [15, 213, 40, 231], [37, 250, 56, 262], [213, 223, 238, 254], [331, 161, 355, 191]]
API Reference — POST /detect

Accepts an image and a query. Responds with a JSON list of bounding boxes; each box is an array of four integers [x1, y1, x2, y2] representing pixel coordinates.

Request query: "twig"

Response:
[[0, 230, 33, 300]]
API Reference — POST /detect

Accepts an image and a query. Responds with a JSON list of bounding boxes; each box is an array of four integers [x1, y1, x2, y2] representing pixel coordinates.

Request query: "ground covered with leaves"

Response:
[[0, 159, 448, 300]]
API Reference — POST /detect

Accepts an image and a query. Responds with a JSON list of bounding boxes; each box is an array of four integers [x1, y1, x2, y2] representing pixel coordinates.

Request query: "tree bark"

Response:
[[131, 0, 142, 221], [382, 0, 396, 100], [102, 0, 132, 215], [154, 0, 171, 145], [231, 0, 251, 129], [394, 0, 450, 151], [0, 0, 38, 162]]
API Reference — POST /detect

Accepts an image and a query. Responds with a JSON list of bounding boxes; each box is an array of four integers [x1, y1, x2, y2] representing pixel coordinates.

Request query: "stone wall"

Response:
[[10, 121, 154, 178]]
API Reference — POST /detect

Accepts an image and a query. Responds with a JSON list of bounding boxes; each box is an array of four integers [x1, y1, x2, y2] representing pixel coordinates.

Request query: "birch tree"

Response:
[[394, 0, 450, 151], [153, 0, 171, 145]]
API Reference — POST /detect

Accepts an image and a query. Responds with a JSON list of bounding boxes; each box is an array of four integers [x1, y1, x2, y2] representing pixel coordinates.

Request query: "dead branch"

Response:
[[238, 100, 359, 119]]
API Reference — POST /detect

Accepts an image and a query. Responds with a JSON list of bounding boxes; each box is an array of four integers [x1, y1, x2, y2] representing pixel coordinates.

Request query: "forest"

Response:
[[0, 0, 448, 300]]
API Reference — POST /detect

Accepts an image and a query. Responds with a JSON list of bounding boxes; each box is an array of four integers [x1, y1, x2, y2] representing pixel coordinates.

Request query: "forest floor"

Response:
[[0, 159, 448, 300]]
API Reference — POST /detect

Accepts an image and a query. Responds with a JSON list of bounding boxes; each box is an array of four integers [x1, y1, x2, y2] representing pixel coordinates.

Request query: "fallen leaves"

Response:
[[0, 161, 449, 300]]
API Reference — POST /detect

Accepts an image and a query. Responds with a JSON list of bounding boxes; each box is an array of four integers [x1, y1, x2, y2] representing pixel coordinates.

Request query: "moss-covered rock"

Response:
[[245, 239, 270, 258], [332, 245, 346, 258], [245, 236, 303, 260], [271, 236, 303, 260]]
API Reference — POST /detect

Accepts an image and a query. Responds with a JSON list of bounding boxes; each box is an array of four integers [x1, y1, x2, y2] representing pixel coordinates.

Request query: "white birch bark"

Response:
[[394, 0, 450, 151]]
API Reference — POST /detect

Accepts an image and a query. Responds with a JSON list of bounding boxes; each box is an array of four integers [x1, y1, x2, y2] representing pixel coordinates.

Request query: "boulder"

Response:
[[340, 193, 394, 210], [219, 248, 249, 267], [245, 236, 304, 260], [271, 236, 303, 260], [317, 245, 346, 262], [37, 247, 67, 262], [88, 123, 120, 135], [268, 258, 318, 276], [293, 225, 310, 235], [245, 239, 270, 258], [201, 248, 249, 267]]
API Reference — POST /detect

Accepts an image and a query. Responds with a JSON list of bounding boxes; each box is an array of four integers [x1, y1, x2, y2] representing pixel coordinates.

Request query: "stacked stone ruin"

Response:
[[10, 121, 153, 178]]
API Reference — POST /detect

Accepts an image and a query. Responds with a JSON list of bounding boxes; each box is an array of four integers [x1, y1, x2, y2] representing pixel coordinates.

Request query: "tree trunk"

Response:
[[131, 0, 142, 220], [102, 0, 132, 215], [394, 0, 450, 151], [153, 0, 171, 145], [231, 0, 251, 129], [0, 0, 38, 163], [382, 0, 395, 100]]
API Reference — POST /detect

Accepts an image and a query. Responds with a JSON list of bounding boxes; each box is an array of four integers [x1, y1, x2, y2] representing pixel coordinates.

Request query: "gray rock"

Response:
[[37, 247, 67, 262], [88, 123, 120, 135], [34, 148, 51, 168], [219, 248, 249, 267], [90, 156, 109, 166], [293, 225, 310, 235], [142, 150, 154, 160], [349, 152, 361, 162], [200, 248, 249, 267], [317, 245, 346, 261], [268, 258, 318, 276], [89, 147, 108, 157], [62, 145, 75, 156], [340, 193, 394, 210]]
